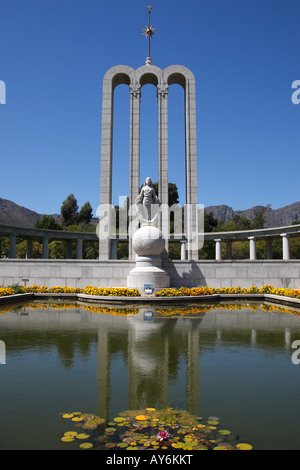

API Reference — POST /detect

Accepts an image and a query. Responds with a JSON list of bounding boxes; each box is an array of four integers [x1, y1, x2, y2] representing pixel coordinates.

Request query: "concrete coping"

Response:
[[0, 292, 299, 308]]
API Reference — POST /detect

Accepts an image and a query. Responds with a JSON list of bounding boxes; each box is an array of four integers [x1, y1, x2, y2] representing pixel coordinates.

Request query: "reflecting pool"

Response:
[[0, 300, 299, 450]]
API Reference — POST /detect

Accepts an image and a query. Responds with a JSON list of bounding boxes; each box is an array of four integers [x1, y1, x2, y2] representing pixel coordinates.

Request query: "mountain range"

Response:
[[0, 198, 299, 229]]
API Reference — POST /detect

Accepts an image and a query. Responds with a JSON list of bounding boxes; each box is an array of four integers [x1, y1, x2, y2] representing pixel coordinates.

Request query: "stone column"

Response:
[[128, 82, 141, 261], [8, 233, 17, 258], [185, 75, 198, 261], [180, 239, 187, 260], [248, 236, 256, 260], [215, 239, 222, 261], [42, 236, 49, 259], [111, 239, 118, 260], [157, 84, 169, 211], [281, 233, 290, 260], [157, 82, 169, 257], [76, 238, 83, 259], [26, 239, 33, 259], [99, 75, 114, 260]]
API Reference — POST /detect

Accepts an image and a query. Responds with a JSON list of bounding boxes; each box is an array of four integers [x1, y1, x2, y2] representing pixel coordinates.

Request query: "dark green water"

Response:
[[0, 300, 299, 450]]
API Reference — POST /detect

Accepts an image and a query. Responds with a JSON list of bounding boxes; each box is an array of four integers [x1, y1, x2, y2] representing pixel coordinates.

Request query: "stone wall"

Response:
[[0, 259, 299, 290]]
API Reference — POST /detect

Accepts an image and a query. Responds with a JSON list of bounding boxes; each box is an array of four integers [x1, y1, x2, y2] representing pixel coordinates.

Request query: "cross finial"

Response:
[[143, 5, 155, 65]]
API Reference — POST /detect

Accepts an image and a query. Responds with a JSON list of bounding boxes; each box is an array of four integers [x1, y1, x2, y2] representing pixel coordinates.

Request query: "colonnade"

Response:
[[1, 224, 299, 260], [0, 224, 95, 260], [213, 232, 293, 261]]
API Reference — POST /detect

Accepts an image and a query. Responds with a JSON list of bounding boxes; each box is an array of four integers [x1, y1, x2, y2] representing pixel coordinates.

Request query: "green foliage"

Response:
[[117, 242, 128, 259], [7, 283, 23, 294], [168, 242, 181, 260], [61, 194, 79, 226], [0, 237, 9, 258], [61, 194, 93, 227], [16, 240, 42, 259], [213, 215, 252, 232], [78, 201, 93, 225], [35, 215, 62, 230], [139, 182, 179, 207], [251, 206, 267, 229], [204, 212, 218, 232]]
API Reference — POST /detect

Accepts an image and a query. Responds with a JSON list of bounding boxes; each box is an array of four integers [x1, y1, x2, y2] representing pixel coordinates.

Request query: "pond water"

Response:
[[0, 300, 299, 450]]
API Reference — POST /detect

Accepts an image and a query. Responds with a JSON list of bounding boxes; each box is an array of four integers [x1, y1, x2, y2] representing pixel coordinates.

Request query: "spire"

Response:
[[142, 5, 156, 65]]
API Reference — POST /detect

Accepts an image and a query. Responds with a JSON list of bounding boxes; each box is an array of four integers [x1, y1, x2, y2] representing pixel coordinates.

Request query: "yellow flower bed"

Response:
[[0, 284, 140, 297], [0, 287, 15, 297], [0, 284, 299, 300], [155, 285, 300, 299], [83, 286, 140, 297]]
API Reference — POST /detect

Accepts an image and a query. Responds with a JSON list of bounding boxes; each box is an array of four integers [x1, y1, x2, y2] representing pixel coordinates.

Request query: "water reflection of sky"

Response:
[[0, 301, 299, 450]]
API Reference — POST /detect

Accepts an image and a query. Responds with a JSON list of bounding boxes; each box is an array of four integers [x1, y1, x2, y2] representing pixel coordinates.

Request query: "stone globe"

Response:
[[132, 225, 165, 256]]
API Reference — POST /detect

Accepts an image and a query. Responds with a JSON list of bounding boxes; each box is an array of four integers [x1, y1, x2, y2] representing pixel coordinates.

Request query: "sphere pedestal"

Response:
[[127, 225, 170, 294]]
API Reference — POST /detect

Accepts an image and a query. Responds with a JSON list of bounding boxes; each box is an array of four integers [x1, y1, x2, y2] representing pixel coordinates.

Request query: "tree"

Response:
[[61, 194, 79, 226], [35, 215, 62, 230], [77, 201, 93, 225], [151, 182, 179, 206], [204, 212, 219, 232], [251, 206, 268, 229]]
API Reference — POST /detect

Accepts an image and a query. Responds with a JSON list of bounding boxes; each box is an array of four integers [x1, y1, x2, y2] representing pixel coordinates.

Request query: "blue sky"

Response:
[[0, 0, 299, 217]]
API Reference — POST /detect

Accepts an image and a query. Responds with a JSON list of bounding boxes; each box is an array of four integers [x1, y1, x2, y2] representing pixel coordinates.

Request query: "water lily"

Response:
[[157, 430, 170, 441]]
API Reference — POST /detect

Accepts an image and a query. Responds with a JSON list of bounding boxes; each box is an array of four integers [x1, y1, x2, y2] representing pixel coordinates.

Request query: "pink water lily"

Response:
[[157, 430, 170, 441]]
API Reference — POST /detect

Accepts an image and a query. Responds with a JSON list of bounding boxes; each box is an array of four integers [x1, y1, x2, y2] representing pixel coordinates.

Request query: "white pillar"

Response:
[[180, 239, 187, 260], [248, 236, 256, 260], [158, 82, 168, 208], [128, 82, 141, 261], [215, 239, 222, 261], [158, 82, 169, 258], [281, 233, 290, 260]]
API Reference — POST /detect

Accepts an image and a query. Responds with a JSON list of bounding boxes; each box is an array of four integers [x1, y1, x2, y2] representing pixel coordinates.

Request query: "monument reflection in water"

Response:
[[0, 301, 300, 450]]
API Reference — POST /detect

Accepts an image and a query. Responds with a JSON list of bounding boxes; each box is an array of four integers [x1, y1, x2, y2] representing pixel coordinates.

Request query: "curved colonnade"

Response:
[[0, 223, 299, 261]]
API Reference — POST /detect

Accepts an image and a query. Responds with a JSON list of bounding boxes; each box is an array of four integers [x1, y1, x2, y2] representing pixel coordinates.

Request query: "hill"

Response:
[[0, 198, 299, 229], [205, 202, 300, 228], [0, 198, 59, 228]]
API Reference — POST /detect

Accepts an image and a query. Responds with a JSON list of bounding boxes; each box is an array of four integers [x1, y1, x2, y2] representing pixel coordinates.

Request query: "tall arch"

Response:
[[99, 64, 198, 261]]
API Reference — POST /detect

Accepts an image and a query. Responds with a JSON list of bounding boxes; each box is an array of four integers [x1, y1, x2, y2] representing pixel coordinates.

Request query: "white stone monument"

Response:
[[127, 177, 170, 293]]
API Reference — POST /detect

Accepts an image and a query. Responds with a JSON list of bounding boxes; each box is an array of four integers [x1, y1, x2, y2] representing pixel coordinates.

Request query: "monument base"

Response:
[[127, 255, 170, 294]]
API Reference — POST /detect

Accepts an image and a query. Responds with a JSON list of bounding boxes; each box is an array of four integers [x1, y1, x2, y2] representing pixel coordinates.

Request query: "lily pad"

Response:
[[62, 413, 74, 419], [61, 436, 75, 442], [72, 416, 84, 422], [76, 433, 90, 440], [59, 407, 253, 451], [79, 442, 93, 449], [113, 417, 126, 422], [236, 443, 253, 450], [64, 431, 78, 437], [218, 429, 231, 435], [117, 442, 128, 448], [135, 415, 148, 421]]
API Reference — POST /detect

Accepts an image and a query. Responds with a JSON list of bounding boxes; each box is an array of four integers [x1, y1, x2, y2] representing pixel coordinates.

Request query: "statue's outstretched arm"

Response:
[[136, 188, 143, 204]]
